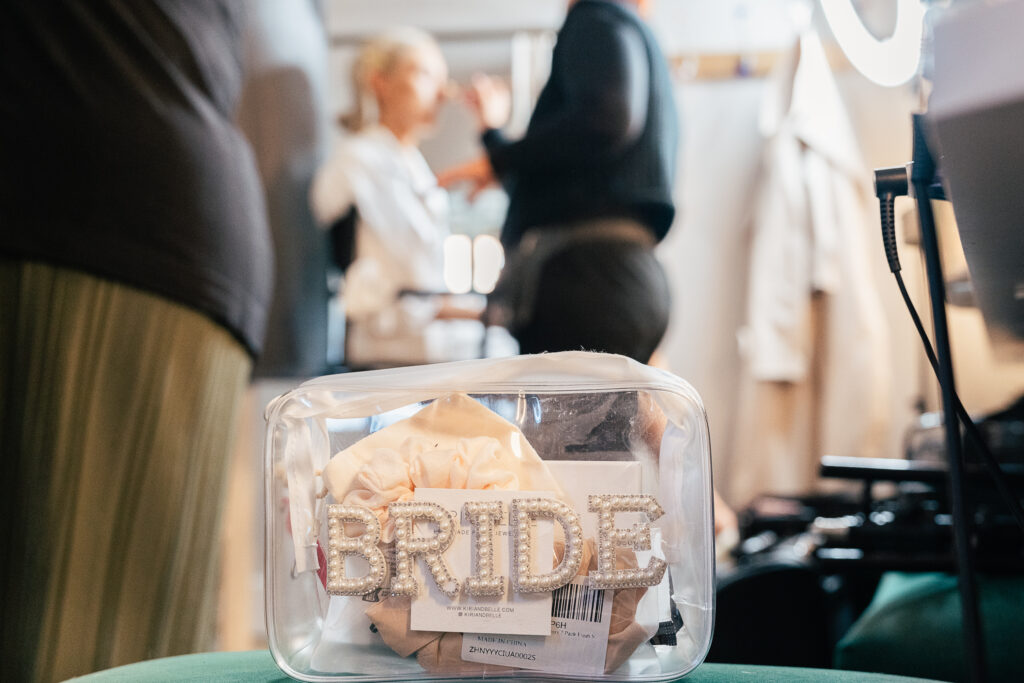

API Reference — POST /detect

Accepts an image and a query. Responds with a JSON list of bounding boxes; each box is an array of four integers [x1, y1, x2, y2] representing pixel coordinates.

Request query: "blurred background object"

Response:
[[1, 1, 274, 680], [238, 0, 333, 380]]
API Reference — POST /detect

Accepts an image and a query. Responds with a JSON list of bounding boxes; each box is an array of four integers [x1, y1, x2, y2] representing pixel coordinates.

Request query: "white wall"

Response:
[[657, 2, 1024, 506]]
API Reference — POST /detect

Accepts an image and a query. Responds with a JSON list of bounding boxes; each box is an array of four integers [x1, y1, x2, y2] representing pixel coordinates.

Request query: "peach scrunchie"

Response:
[[338, 435, 521, 542], [324, 393, 563, 542]]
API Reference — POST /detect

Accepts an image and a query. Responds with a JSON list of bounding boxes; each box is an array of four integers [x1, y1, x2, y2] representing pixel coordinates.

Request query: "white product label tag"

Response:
[[409, 488, 554, 636], [461, 579, 613, 675], [544, 461, 642, 538]]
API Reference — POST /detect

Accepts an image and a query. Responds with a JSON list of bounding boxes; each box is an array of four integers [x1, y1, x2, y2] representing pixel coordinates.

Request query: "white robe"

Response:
[[732, 30, 891, 504]]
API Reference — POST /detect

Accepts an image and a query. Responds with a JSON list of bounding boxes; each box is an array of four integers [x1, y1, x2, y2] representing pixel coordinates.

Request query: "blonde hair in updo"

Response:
[[339, 26, 441, 132]]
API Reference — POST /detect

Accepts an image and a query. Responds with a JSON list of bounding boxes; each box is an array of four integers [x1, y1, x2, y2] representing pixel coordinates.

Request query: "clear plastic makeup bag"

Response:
[[265, 351, 715, 681]]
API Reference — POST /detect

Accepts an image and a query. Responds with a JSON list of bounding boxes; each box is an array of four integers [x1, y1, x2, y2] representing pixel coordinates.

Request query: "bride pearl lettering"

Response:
[[324, 494, 666, 598]]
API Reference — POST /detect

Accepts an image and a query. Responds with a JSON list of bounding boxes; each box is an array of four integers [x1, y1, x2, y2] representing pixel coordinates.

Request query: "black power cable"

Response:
[[893, 271, 1024, 531], [875, 171, 1024, 532]]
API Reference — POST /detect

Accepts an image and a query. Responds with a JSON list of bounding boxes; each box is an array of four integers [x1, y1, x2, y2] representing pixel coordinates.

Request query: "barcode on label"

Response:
[[551, 581, 605, 623]]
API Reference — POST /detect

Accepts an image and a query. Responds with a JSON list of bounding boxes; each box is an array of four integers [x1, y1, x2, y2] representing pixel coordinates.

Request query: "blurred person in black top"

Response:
[[0, 1, 272, 680], [0, 1, 271, 341], [441, 0, 678, 364]]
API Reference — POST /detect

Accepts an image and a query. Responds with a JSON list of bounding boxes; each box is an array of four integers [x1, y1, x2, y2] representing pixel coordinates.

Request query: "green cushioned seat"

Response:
[[835, 572, 1024, 682], [68, 651, 289, 683], [69, 650, 942, 682]]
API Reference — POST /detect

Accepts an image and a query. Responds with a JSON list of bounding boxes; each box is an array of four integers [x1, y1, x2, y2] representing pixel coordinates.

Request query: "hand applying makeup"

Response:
[[437, 74, 511, 200]]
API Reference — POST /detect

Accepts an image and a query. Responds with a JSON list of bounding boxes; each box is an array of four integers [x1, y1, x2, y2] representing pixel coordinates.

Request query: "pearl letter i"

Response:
[[463, 501, 505, 597]]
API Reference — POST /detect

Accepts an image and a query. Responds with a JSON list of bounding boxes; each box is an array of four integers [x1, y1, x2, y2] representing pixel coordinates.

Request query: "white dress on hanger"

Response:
[[732, 29, 892, 504]]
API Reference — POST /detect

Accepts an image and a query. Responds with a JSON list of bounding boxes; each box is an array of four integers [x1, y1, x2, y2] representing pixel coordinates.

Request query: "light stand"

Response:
[[876, 113, 987, 682]]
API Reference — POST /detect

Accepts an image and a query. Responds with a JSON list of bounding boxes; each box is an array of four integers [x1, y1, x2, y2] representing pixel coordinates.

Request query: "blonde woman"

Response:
[[312, 27, 482, 367]]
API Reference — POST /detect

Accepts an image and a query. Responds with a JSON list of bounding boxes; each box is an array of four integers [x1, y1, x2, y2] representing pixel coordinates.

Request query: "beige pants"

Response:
[[0, 261, 252, 682]]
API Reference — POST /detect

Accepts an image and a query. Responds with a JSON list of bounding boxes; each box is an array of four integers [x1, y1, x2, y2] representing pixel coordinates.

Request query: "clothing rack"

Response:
[[328, 27, 555, 47], [329, 22, 851, 83], [669, 42, 850, 81]]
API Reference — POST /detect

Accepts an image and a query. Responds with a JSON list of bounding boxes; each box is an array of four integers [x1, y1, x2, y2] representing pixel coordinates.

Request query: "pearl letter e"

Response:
[[588, 494, 667, 589]]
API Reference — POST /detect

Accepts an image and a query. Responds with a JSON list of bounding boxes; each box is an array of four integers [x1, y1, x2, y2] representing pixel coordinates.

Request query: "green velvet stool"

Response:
[[835, 572, 1024, 682], [70, 650, 941, 682]]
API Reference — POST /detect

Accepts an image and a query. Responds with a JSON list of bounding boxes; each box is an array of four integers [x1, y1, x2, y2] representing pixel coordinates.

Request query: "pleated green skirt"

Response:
[[0, 260, 252, 682]]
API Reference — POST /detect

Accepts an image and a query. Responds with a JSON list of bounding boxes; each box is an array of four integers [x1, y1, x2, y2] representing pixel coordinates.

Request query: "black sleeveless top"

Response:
[[484, 0, 680, 249]]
